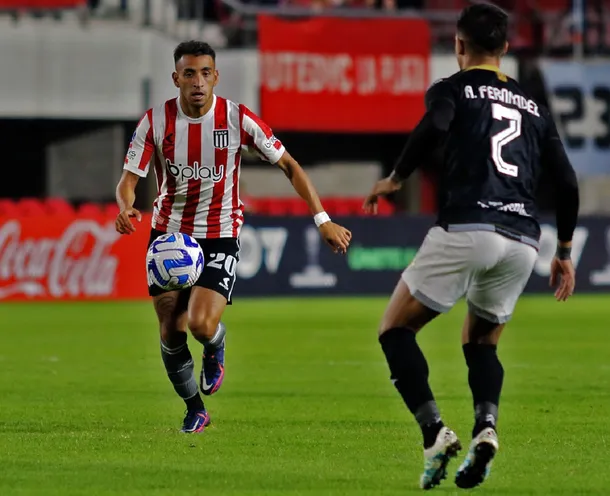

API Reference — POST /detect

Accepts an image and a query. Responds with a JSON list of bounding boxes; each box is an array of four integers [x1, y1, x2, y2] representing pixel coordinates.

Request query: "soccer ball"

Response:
[[146, 233, 204, 291]]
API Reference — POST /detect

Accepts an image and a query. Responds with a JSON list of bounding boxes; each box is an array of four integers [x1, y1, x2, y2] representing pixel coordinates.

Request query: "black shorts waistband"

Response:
[[149, 229, 238, 249]]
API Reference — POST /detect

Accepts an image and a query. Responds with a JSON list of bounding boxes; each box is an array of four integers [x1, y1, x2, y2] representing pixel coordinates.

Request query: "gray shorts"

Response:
[[402, 226, 538, 323]]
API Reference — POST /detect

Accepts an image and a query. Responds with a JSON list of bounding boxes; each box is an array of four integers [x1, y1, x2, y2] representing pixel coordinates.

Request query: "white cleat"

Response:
[[455, 427, 499, 489], [419, 426, 462, 490]]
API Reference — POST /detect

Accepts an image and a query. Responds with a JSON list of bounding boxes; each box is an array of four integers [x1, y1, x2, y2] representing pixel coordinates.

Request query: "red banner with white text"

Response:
[[258, 16, 430, 133], [0, 214, 150, 301]]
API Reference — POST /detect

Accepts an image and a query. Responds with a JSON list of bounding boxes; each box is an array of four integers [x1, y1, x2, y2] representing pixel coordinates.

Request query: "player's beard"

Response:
[[189, 93, 207, 108], [181, 89, 213, 117]]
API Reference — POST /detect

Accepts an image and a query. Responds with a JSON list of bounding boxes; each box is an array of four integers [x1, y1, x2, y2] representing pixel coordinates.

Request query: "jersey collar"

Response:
[[464, 64, 507, 82], [176, 94, 217, 123]]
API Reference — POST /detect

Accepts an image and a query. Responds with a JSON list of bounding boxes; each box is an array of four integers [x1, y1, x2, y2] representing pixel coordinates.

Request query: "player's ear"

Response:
[[213, 69, 219, 88], [502, 41, 509, 56], [455, 35, 466, 56], [172, 71, 179, 88]]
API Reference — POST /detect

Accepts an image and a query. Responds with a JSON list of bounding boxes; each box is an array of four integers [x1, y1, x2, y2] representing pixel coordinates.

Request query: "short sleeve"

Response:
[[239, 104, 285, 165], [424, 78, 457, 111], [123, 109, 155, 177]]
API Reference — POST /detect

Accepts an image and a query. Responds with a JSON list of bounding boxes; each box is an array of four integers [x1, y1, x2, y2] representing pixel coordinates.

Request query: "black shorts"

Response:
[[147, 229, 240, 303]]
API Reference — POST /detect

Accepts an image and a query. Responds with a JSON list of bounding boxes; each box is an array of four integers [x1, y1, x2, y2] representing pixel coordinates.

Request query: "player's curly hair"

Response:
[[457, 3, 508, 56], [173, 40, 216, 64]]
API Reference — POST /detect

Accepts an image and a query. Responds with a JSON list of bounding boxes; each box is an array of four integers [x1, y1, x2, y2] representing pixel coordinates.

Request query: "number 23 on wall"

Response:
[[552, 85, 610, 149]]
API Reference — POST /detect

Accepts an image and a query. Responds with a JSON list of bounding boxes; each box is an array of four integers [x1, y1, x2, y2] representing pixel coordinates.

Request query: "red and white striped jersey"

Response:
[[123, 95, 285, 238]]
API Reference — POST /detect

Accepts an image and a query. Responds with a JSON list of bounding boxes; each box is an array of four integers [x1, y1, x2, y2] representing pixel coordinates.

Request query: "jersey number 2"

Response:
[[490, 103, 522, 178]]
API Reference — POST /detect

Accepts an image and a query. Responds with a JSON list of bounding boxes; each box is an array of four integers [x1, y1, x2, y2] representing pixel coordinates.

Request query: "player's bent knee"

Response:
[[463, 310, 506, 345], [379, 302, 437, 332], [187, 314, 220, 341], [378, 283, 440, 336]]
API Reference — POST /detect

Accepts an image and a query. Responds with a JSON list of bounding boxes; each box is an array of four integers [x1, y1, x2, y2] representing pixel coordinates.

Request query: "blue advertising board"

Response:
[[538, 60, 610, 176], [233, 215, 610, 297]]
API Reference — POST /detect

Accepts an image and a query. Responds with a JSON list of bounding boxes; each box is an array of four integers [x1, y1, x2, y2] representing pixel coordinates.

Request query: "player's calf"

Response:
[[160, 334, 199, 401], [154, 292, 209, 430], [160, 333, 210, 424], [463, 342, 503, 437], [380, 327, 463, 489], [379, 327, 445, 447], [454, 341, 503, 488], [186, 292, 228, 396]]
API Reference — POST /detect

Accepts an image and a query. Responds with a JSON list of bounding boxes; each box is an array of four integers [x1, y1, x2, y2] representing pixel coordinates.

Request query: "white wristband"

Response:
[[314, 211, 331, 227]]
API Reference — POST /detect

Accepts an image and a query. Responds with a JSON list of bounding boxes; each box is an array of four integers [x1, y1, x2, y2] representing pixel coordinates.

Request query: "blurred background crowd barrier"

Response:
[[1, 0, 609, 300]]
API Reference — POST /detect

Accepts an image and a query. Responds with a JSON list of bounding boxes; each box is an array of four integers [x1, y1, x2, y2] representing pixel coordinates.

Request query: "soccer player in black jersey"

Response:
[[363, 3, 579, 490]]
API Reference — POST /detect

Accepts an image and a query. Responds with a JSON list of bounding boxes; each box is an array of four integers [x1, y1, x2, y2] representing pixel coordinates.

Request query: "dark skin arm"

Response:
[[115, 170, 142, 234], [276, 151, 352, 254]]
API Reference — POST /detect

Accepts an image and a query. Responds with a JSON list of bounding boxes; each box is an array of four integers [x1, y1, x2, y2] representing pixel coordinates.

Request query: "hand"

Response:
[[363, 176, 401, 215], [115, 207, 142, 235], [549, 256, 575, 301], [319, 221, 352, 254]]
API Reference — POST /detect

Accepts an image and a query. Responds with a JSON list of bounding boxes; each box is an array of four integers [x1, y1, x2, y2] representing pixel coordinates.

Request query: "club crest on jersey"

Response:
[[213, 129, 229, 149]]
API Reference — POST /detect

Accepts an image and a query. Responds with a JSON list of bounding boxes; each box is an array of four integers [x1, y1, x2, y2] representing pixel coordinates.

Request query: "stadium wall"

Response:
[[0, 22, 516, 119], [1, 213, 609, 301]]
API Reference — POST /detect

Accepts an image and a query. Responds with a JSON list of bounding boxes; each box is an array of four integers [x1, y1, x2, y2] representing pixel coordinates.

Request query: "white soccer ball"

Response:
[[146, 232, 204, 291]]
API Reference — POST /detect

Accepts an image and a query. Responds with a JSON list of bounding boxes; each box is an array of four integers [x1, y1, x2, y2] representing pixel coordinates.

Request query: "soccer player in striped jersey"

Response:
[[115, 41, 352, 434]]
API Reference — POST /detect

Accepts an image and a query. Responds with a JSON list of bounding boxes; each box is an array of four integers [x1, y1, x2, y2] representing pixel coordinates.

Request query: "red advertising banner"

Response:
[[258, 16, 430, 133], [0, 0, 85, 7], [0, 214, 150, 301]]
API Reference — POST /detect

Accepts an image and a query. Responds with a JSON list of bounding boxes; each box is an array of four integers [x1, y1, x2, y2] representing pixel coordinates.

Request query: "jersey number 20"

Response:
[[491, 102, 522, 178]]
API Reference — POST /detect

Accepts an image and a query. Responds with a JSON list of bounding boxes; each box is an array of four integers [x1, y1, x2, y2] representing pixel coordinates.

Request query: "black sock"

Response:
[[380, 327, 443, 448], [185, 394, 205, 412], [463, 343, 504, 437]]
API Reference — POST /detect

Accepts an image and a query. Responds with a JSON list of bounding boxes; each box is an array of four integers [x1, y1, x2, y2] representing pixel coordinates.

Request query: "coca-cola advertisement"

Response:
[[6, 212, 610, 301], [0, 214, 150, 300]]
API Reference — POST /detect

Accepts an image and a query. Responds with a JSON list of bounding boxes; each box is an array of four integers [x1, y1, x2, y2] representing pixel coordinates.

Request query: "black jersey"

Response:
[[426, 65, 555, 245]]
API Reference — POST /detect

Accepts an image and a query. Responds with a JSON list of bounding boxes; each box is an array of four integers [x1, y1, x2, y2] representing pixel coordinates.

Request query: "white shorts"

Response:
[[402, 226, 538, 323]]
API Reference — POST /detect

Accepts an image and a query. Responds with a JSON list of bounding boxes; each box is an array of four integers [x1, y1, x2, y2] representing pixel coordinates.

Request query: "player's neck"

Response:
[[461, 55, 500, 71], [180, 95, 214, 119]]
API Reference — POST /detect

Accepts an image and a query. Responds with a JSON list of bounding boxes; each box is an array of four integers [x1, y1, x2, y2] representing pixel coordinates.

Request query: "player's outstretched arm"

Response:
[[363, 110, 448, 214], [363, 80, 456, 214], [115, 170, 142, 235], [276, 151, 352, 254]]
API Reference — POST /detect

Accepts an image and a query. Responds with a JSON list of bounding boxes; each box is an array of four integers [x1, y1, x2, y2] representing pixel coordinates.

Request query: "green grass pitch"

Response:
[[0, 296, 608, 495]]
